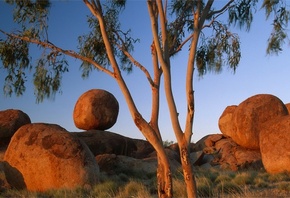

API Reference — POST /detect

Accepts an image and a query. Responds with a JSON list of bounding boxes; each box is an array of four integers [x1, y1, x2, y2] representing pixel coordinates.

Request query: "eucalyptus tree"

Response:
[[0, 0, 289, 197]]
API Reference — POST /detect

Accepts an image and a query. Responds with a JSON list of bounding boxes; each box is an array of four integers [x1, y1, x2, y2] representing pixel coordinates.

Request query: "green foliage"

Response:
[[228, 0, 258, 31], [261, 0, 290, 54], [163, 140, 175, 147], [5, 0, 50, 39], [78, 0, 137, 79], [1, 0, 290, 103], [0, 38, 30, 97], [33, 51, 68, 103], [196, 23, 241, 76]]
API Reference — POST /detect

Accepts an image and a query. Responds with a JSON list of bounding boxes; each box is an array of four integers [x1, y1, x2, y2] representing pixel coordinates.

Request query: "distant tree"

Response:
[[0, 0, 289, 197]]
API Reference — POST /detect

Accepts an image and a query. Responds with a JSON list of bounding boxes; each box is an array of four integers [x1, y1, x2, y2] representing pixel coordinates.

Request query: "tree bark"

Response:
[[179, 141, 197, 198]]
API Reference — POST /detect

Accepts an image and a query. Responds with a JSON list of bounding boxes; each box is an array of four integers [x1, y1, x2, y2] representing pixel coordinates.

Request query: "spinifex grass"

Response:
[[1, 166, 290, 197]]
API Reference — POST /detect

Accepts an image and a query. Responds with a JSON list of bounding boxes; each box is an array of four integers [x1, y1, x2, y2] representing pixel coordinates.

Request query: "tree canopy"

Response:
[[0, 0, 289, 102]]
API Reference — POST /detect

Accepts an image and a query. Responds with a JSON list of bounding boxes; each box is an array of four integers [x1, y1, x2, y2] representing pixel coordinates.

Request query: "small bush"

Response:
[[215, 174, 232, 183], [215, 180, 242, 195], [232, 172, 253, 185], [276, 181, 290, 192], [116, 180, 151, 198], [253, 177, 269, 188], [268, 172, 290, 182], [196, 176, 213, 197], [92, 180, 119, 198]]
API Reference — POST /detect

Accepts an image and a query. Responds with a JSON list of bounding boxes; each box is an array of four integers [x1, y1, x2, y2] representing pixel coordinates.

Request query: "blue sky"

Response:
[[1, 1, 290, 142]]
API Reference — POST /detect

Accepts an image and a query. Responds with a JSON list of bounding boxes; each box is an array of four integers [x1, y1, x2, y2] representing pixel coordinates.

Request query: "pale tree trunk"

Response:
[[85, 1, 173, 196], [85, 0, 218, 197]]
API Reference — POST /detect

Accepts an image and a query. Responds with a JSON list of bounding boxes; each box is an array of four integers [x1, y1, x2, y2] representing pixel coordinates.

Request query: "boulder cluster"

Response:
[[0, 90, 289, 193], [219, 94, 290, 173]]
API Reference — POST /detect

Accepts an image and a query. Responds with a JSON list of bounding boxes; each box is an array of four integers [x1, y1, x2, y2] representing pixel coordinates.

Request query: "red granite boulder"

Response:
[[3, 123, 99, 191], [260, 115, 290, 173], [219, 94, 288, 149], [73, 89, 119, 130]]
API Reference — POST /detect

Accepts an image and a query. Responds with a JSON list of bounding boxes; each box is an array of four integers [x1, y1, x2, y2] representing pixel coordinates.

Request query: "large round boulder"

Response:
[[231, 94, 288, 149], [73, 89, 119, 130], [259, 115, 290, 174], [0, 109, 31, 138], [3, 123, 99, 191]]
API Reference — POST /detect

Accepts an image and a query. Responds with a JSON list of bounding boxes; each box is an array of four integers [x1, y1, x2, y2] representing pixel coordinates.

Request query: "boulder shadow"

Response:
[[2, 161, 26, 190]]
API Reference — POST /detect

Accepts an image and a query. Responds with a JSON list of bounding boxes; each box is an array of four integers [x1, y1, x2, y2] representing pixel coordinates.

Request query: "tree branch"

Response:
[[0, 29, 114, 77], [113, 31, 155, 88], [202, 1, 234, 29], [207, 0, 234, 19], [170, 33, 194, 56]]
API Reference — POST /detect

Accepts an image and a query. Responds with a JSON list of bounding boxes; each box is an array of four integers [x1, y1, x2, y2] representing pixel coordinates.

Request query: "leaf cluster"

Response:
[[168, 0, 205, 56], [262, 0, 290, 54], [196, 22, 240, 76], [33, 51, 68, 103], [6, 0, 50, 39], [228, 0, 258, 31], [0, 0, 71, 102], [0, 36, 30, 96], [169, 0, 242, 76]]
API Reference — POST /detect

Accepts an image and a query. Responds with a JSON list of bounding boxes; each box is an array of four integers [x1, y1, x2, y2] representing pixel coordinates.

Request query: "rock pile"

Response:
[[0, 91, 289, 193], [218, 94, 290, 173]]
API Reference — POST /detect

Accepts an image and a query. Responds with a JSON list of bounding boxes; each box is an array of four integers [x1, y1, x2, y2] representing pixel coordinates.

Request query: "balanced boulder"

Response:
[[3, 123, 99, 191], [259, 115, 290, 174], [73, 89, 119, 130]]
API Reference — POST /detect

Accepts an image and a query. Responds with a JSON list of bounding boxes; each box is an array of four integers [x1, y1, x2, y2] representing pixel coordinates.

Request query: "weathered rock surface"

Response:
[[192, 134, 262, 171], [73, 89, 119, 130], [0, 109, 31, 138], [220, 94, 288, 149], [96, 153, 181, 176], [74, 130, 154, 159], [260, 115, 290, 174], [96, 154, 157, 176], [3, 123, 99, 191], [218, 105, 237, 138], [285, 103, 290, 114]]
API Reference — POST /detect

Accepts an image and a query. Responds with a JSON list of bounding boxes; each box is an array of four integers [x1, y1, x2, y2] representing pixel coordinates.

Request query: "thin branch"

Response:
[[207, 0, 234, 18], [202, 2, 234, 29], [113, 31, 155, 87], [0, 29, 114, 77], [170, 33, 194, 56]]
